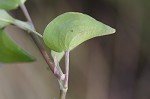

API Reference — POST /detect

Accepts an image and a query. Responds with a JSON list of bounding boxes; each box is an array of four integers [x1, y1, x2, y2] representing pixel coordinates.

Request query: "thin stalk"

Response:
[[20, 4, 33, 25], [20, 4, 70, 99], [64, 51, 70, 89], [20, 4, 63, 80], [13, 19, 43, 38], [60, 51, 70, 99], [60, 89, 67, 99], [27, 29, 43, 38]]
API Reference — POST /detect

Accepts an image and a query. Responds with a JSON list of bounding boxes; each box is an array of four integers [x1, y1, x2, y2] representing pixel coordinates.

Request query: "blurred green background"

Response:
[[0, 0, 150, 99]]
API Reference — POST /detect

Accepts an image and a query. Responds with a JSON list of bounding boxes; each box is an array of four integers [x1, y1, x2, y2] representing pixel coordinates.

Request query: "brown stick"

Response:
[[20, 4, 63, 80], [20, 4, 70, 99]]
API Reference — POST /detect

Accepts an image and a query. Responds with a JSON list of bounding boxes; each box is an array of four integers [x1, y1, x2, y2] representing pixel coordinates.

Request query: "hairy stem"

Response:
[[20, 4, 63, 80]]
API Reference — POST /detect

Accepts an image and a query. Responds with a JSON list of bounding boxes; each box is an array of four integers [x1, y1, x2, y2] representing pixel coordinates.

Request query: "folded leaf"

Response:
[[0, 0, 27, 10], [43, 12, 116, 52], [0, 29, 35, 63], [51, 50, 64, 62], [0, 10, 14, 28]]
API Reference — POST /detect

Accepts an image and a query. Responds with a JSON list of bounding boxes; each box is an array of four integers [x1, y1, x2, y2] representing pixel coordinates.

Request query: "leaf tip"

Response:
[[27, 56, 36, 62], [105, 25, 116, 35], [111, 28, 116, 34]]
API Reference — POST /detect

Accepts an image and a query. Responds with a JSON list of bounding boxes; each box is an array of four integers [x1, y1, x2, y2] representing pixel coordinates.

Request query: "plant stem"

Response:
[[20, 4, 63, 80], [64, 51, 70, 89], [60, 51, 70, 99], [20, 4, 70, 99], [20, 4, 33, 25], [13, 19, 43, 38], [60, 89, 67, 99]]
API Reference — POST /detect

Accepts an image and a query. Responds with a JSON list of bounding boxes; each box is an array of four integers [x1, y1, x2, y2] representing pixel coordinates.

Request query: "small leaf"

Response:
[[0, 29, 35, 63], [13, 19, 41, 36], [51, 50, 64, 62], [43, 12, 116, 52], [0, 0, 27, 10], [0, 10, 41, 37], [0, 10, 14, 28]]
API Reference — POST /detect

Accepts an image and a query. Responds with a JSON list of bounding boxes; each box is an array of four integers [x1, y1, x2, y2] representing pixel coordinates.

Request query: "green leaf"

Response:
[[0, 29, 35, 63], [0, 10, 41, 38], [13, 19, 43, 38], [0, 0, 27, 10], [20, 0, 26, 4], [51, 50, 64, 62], [0, 10, 14, 28], [43, 12, 116, 52]]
